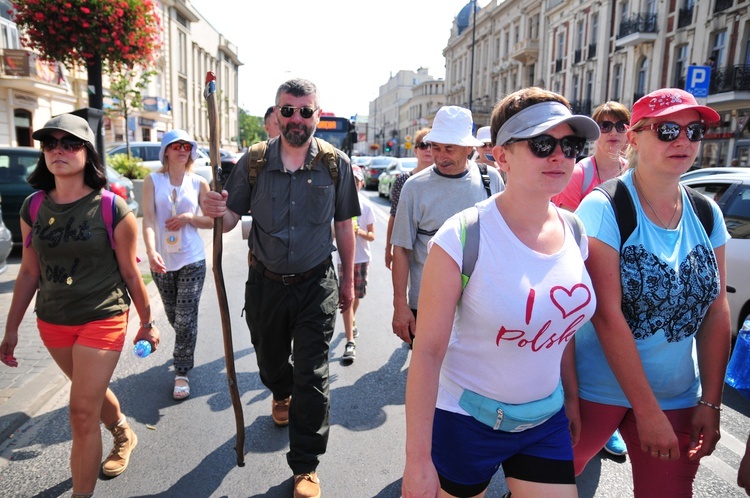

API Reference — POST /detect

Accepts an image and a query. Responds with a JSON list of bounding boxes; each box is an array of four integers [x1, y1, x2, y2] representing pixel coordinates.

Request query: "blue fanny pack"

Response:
[[457, 380, 564, 432]]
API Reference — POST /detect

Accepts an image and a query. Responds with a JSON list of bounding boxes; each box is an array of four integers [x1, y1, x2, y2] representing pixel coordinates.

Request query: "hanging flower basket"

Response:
[[12, 0, 162, 72]]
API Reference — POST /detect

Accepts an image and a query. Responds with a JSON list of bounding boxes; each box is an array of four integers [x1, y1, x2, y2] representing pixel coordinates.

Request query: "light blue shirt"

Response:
[[575, 169, 729, 409]]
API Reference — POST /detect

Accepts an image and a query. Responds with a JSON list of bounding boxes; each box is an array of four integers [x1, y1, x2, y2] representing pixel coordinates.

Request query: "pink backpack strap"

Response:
[[23, 191, 45, 248], [100, 189, 116, 249]]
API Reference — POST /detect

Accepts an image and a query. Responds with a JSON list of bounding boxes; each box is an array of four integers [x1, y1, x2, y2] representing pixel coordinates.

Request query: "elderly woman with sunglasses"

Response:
[[142, 130, 212, 400], [554, 101, 631, 211], [402, 88, 599, 498], [0, 114, 159, 497], [572, 88, 731, 496]]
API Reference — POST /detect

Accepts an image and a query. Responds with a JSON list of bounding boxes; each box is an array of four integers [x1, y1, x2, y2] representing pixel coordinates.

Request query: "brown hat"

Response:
[[32, 114, 96, 148]]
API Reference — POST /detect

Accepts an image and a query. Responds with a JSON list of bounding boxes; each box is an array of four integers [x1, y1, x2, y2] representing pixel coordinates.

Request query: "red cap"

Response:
[[630, 88, 720, 126]]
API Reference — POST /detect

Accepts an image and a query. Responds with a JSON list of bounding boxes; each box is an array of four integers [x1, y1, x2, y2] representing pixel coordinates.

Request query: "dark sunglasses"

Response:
[[169, 142, 193, 151], [278, 106, 317, 119], [41, 137, 86, 153], [598, 120, 629, 133], [505, 135, 587, 159], [416, 142, 431, 150], [635, 121, 707, 142]]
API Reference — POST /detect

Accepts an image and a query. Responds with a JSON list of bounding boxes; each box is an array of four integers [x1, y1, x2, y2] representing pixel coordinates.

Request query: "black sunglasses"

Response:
[[598, 120, 629, 133], [635, 121, 707, 142], [416, 142, 431, 150], [278, 106, 317, 119], [41, 137, 86, 153], [505, 135, 587, 159]]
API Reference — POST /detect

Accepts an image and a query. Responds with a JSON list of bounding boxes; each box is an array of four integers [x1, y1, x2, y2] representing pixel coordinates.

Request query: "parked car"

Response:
[[198, 147, 240, 183], [680, 166, 748, 181], [352, 156, 373, 169], [106, 141, 213, 183], [680, 171, 750, 336], [0, 146, 139, 244], [363, 156, 397, 190], [377, 157, 418, 198], [0, 195, 12, 274]]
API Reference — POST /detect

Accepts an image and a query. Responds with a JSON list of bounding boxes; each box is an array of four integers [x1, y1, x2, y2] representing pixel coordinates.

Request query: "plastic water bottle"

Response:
[[133, 340, 152, 358], [726, 316, 750, 400]]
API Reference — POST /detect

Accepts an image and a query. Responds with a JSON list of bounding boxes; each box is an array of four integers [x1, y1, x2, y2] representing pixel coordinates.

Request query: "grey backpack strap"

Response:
[[460, 206, 480, 289], [579, 156, 595, 194], [558, 209, 583, 246]]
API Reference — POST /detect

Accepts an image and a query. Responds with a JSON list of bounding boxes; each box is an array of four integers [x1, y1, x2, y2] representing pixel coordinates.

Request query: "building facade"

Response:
[[0, 0, 241, 152]]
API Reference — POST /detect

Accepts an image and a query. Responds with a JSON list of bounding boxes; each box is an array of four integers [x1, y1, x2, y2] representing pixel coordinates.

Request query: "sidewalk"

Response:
[[0, 216, 191, 442]]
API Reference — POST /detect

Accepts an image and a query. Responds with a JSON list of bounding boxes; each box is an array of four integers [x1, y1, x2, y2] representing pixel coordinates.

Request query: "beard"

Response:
[[282, 122, 312, 147]]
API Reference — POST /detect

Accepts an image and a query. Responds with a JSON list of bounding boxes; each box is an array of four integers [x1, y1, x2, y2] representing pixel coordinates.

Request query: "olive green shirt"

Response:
[[21, 190, 131, 325]]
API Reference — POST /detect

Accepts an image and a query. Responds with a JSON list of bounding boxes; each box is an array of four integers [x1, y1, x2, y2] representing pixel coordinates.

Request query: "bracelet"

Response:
[[697, 400, 722, 411]]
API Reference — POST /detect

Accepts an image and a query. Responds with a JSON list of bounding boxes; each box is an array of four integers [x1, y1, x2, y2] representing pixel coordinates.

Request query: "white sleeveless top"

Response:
[[150, 172, 206, 271]]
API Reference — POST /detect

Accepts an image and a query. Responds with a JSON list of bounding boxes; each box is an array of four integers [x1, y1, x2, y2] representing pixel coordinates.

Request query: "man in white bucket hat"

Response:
[[390, 106, 504, 347]]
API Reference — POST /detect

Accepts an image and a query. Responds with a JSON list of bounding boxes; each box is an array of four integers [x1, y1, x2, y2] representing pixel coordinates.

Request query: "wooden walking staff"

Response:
[[203, 71, 246, 467]]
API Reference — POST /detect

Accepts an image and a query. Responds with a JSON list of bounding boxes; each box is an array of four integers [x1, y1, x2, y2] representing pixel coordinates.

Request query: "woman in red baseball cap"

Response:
[[573, 88, 731, 496]]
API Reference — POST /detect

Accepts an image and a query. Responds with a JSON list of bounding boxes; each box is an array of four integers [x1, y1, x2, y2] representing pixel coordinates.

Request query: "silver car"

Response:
[[0, 194, 13, 274], [681, 171, 750, 336]]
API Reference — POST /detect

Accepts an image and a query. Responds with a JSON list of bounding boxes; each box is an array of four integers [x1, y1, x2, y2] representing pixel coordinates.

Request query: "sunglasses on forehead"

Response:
[[278, 106, 318, 119], [505, 135, 587, 159], [598, 120, 629, 133], [41, 136, 86, 153], [634, 121, 707, 142]]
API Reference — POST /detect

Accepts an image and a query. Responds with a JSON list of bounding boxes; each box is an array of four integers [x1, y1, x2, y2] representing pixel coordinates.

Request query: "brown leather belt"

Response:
[[252, 256, 331, 285]]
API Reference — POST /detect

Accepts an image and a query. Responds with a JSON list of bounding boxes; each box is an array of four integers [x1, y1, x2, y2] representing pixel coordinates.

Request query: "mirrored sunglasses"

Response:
[[41, 137, 86, 153], [169, 142, 193, 151], [279, 106, 317, 119], [635, 121, 707, 142], [505, 135, 586, 159], [598, 120, 629, 133]]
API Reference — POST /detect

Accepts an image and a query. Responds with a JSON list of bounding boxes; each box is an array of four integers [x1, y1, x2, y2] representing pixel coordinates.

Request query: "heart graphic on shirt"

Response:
[[550, 284, 592, 319]]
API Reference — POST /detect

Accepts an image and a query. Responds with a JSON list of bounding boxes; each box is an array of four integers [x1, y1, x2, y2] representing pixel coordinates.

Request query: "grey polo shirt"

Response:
[[226, 137, 360, 274]]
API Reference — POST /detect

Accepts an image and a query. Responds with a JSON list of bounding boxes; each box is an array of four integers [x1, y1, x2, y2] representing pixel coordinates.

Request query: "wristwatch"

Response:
[[141, 320, 156, 328]]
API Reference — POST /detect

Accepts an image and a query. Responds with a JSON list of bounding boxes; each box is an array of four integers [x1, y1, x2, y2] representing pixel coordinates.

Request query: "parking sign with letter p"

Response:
[[686, 65, 712, 98]]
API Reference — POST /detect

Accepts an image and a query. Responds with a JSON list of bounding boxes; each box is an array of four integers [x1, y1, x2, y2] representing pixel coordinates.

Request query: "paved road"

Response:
[[0, 190, 747, 497]]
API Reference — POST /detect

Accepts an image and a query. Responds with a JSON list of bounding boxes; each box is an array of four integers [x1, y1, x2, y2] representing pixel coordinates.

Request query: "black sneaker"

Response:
[[343, 341, 356, 362]]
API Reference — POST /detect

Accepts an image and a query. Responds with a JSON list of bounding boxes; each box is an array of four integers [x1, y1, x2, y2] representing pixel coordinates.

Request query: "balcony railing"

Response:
[[678, 7, 693, 28], [618, 13, 658, 39], [555, 58, 563, 73], [570, 100, 592, 116], [574, 49, 582, 64], [715, 0, 733, 14], [709, 65, 750, 94], [587, 43, 597, 59]]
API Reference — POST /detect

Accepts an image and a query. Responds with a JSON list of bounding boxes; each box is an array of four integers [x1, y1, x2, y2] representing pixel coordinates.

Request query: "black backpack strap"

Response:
[[460, 206, 480, 289], [683, 185, 714, 237], [477, 162, 491, 197], [594, 178, 636, 251]]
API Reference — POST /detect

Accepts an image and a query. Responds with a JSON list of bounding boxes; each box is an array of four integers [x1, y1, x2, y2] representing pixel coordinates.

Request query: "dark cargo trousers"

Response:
[[244, 259, 338, 474]]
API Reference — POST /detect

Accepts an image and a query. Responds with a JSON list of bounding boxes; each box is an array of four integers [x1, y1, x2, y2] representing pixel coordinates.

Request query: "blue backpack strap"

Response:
[[594, 178, 635, 251], [100, 189, 116, 249], [460, 206, 480, 289], [23, 190, 45, 248]]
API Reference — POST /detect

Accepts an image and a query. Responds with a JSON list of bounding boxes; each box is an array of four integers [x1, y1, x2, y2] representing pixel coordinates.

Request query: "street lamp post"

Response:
[[469, 0, 477, 113]]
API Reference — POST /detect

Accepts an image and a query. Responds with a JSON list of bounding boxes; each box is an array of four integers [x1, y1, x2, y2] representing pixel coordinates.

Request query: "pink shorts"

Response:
[[38, 312, 128, 351]]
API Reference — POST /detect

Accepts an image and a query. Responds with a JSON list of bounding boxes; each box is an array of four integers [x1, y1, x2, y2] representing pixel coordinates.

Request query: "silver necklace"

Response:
[[634, 171, 679, 229]]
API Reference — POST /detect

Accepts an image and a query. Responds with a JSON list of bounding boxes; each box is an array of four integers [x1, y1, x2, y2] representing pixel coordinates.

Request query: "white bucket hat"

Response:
[[423, 106, 484, 147], [159, 129, 199, 164], [475, 126, 492, 144]]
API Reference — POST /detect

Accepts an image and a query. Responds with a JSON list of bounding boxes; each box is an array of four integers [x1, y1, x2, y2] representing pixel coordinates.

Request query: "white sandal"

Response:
[[173, 375, 190, 400]]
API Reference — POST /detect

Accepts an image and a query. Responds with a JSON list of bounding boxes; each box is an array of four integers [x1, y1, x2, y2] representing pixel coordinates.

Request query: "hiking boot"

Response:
[[272, 396, 291, 427], [343, 341, 356, 362], [102, 419, 138, 477], [293, 472, 321, 498], [604, 429, 627, 456]]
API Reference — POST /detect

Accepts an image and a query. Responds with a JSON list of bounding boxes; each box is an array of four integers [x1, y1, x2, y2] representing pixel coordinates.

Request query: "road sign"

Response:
[[686, 65, 712, 98]]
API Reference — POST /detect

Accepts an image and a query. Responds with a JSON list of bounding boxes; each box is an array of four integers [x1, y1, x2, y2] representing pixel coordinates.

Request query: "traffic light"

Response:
[[386, 140, 393, 153]]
